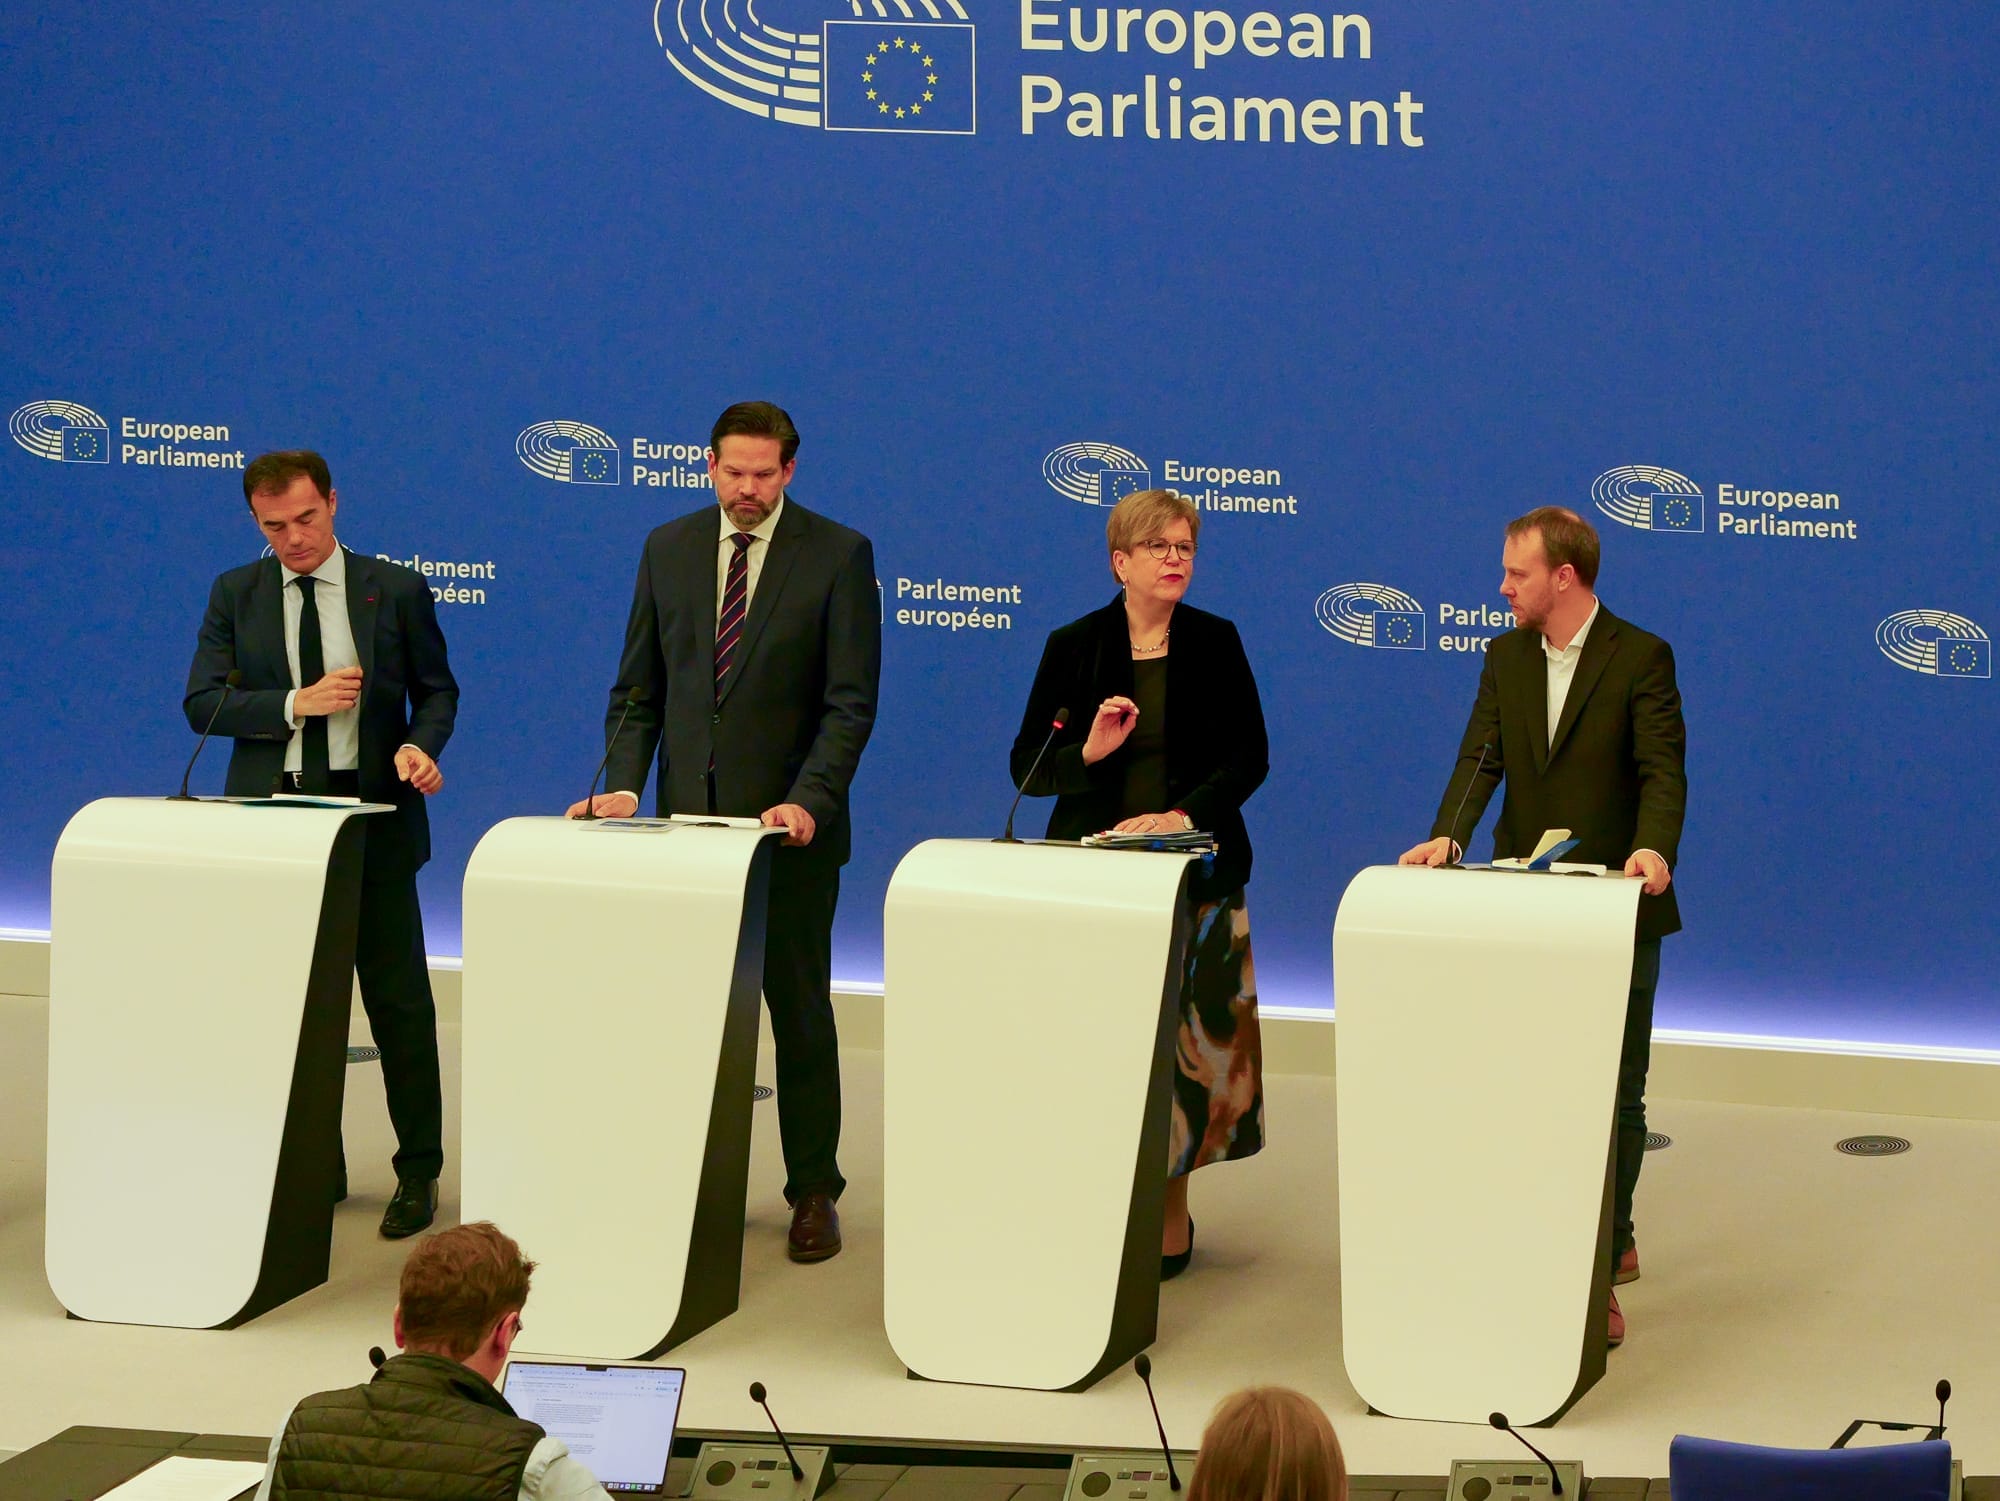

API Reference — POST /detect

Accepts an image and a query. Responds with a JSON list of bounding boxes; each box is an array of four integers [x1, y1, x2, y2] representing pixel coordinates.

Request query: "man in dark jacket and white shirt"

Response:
[[253, 1223, 608, 1501]]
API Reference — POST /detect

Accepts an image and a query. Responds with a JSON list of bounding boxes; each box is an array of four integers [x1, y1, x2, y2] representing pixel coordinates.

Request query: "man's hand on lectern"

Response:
[[1624, 849, 1671, 895], [1398, 836, 1458, 867], [762, 803, 816, 846], [566, 791, 639, 819]]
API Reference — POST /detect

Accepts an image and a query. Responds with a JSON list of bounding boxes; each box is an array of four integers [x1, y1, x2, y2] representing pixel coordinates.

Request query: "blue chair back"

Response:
[[1668, 1435, 1951, 1501]]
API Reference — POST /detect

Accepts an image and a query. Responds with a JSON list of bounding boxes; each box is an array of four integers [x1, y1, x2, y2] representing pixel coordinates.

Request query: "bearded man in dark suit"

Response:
[[185, 450, 459, 1239], [570, 402, 880, 1264], [1401, 505, 1686, 1349]]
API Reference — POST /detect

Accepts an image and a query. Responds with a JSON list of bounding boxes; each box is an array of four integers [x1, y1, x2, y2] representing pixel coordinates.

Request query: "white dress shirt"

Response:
[[1542, 596, 1601, 746], [714, 494, 785, 626], [281, 544, 361, 773]]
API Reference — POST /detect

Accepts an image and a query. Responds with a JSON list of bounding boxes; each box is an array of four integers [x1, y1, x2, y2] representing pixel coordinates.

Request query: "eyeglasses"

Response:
[[1138, 539, 1197, 561]]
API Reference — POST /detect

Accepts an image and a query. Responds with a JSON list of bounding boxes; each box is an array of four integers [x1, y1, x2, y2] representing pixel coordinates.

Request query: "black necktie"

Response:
[[296, 576, 330, 794]]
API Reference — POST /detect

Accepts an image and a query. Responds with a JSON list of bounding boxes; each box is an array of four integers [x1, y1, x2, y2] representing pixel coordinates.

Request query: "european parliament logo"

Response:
[[1044, 442, 1151, 506], [1314, 583, 1426, 651], [516, 421, 620, 485], [10, 400, 110, 464], [1591, 465, 1704, 533], [654, 0, 974, 133], [1876, 610, 1991, 681]]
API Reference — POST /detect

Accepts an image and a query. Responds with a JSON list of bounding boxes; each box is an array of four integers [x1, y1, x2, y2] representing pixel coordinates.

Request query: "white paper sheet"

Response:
[[99, 1456, 267, 1501]]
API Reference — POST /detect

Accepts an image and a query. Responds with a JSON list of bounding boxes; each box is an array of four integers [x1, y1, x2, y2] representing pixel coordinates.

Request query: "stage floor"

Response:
[[1, 992, 1993, 1478]]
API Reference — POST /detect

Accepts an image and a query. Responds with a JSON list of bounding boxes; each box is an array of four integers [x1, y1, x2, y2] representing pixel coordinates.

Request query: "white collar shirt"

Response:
[[1542, 596, 1601, 747], [714, 496, 785, 628], [280, 544, 362, 773]]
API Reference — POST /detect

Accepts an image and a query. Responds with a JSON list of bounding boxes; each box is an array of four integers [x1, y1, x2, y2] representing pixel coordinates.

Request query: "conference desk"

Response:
[[23, 1424, 1980, 1501]]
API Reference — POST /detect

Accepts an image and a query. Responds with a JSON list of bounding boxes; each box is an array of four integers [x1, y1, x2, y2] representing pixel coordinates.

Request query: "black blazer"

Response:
[[183, 547, 459, 873], [1430, 603, 1687, 940], [604, 497, 881, 867], [1010, 596, 1268, 899]]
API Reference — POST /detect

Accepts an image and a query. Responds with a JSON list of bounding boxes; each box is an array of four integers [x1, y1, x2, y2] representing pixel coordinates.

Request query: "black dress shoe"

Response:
[[380, 1178, 438, 1239], [1161, 1216, 1195, 1281], [787, 1192, 842, 1263]]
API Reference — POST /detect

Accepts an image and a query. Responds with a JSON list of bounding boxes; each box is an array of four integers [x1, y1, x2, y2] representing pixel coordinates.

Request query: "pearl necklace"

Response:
[[1131, 626, 1171, 656]]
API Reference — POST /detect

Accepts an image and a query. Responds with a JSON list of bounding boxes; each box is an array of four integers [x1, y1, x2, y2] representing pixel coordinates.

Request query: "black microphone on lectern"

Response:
[[747, 1382, 804, 1481], [171, 669, 243, 801], [575, 688, 644, 821], [1132, 1355, 1183, 1492], [1937, 1378, 1951, 1435], [1439, 741, 1491, 867], [367, 1345, 387, 1370], [998, 706, 1069, 843], [1489, 1413, 1562, 1496]]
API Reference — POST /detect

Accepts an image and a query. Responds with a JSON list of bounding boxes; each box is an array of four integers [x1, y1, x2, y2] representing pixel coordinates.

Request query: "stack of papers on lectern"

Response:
[[1081, 829, 1219, 853]]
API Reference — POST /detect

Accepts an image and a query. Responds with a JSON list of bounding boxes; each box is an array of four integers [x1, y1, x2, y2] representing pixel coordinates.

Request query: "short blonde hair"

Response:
[[1186, 1388, 1347, 1501], [1106, 488, 1201, 558]]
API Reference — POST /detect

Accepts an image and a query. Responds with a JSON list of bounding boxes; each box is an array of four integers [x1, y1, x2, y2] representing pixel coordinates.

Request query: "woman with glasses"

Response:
[[1007, 487, 1268, 1279]]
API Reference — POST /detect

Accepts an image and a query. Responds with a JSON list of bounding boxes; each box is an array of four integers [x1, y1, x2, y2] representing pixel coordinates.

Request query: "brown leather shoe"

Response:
[[787, 1192, 842, 1263], [1607, 1291, 1625, 1349]]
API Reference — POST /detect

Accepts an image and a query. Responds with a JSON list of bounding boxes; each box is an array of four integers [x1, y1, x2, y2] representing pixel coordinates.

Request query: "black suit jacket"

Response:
[[605, 497, 881, 867], [1011, 597, 1269, 900], [1430, 604, 1687, 940], [183, 547, 460, 873]]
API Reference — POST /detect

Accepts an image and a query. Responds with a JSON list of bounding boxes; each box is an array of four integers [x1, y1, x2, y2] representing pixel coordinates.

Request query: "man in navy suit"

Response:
[[1402, 505, 1686, 1349], [185, 450, 459, 1238], [571, 402, 880, 1263]]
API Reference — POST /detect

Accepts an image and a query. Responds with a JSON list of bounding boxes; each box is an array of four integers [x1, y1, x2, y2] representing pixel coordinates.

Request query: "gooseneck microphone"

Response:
[[1937, 1378, 1951, 1434], [172, 669, 243, 801], [747, 1382, 804, 1481], [1440, 741, 1492, 866], [998, 707, 1069, 843], [367, 1345, 387, 1370], [575, 689, 644, 821], [1489, 1413, 1562, 1496], [1132, 1356, 1182, 1492]]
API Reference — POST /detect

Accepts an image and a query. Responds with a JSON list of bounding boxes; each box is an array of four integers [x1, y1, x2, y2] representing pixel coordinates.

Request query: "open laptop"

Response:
[[499, 1360, 687, 1495]]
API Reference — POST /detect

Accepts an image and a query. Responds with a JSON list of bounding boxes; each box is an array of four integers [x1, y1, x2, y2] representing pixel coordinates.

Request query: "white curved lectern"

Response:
[[1333, 864, 1643, 1426], [883, 838, 1197, 1392], [460, 817, 783, 1360], [46, 796, 386, 1328]]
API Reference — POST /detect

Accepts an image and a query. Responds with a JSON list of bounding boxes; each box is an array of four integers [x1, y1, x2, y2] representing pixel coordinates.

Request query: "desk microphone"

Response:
[[1440, 741, 1491, 866], [1132, 1356, 1182, 1492], [171, 669, 243, 801], [1937, 1378, 1951, 1435], [1489, 1413, 1562, 1496], [575, 688, 644, 820], [998, 706, 1069, 843], [747, 1382, 804, 1481], [367, 1346, 387, 1370]]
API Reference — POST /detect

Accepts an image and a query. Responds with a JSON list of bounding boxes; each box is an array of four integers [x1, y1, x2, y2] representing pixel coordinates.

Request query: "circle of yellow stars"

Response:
[[860, 36, 938, 120]]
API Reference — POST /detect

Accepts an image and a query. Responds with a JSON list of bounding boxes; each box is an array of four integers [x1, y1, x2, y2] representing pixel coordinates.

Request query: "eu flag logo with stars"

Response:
[[1101, 465, 1149, 504], [822, 22, 975, 134], [62, 424, 110, 462], [1372, 609, 1425, 650], [1938, 637, 1992, 678], [1649, 490, 1702, 531], [569, 443, 619, 484]]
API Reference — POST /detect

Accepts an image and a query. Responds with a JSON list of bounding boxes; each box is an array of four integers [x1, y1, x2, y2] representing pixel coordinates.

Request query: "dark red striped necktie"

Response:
[[714, 531, 754, 697]]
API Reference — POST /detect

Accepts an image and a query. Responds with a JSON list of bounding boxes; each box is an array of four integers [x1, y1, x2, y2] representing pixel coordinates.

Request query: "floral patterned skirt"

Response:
[[1166, 888, 1266, 1177]]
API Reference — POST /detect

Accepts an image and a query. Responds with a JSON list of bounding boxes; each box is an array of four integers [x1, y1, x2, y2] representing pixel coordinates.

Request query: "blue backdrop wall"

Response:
[[5, 2, 1996, 1046]]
